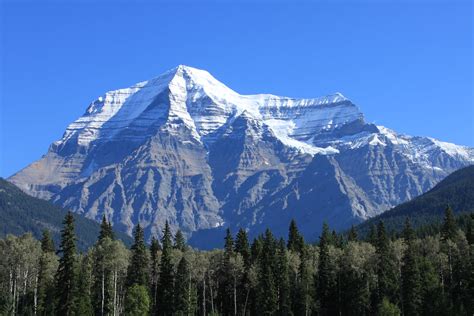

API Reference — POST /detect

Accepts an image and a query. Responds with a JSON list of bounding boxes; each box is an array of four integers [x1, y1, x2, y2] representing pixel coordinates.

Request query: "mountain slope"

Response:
[[0, 178, 132, 251], [356, 165, 474, 235], [8, 65, 474, 244]]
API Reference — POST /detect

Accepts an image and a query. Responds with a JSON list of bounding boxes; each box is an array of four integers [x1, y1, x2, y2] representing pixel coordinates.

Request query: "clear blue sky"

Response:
[[1, 0, 473, 178]]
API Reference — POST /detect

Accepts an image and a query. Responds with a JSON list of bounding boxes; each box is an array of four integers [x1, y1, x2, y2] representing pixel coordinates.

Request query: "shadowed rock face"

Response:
[[9, 65, 474, 247]]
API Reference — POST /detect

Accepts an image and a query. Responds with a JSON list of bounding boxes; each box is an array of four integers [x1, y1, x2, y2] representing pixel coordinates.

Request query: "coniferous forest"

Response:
[[1, 207, 473, 316]]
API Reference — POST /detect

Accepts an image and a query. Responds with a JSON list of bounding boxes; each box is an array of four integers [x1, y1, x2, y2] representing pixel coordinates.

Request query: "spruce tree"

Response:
[[37, 230, 57, 316], [368, 224, 377, 246], [441, 206, 457, 241], [234, 228, 251, 268], [276, 238, 291, 315], [98, 215, 114, 241], [401, 218, 421, 316], [174, 256, 191, 315], [157, 221, 174, 316], [126, 224, 149, 288], [174, 229, 187, 251], [287, 219, 305, 253], [55, 212, 77, 316], [40, 229, 55, 253], [74, 254, 94, 316], [256, 229, 277, 315], [149, 237, 160, 315], [375, 221, 398, 306], [317, 222, 337, 315], [348, 225, 358, 242]]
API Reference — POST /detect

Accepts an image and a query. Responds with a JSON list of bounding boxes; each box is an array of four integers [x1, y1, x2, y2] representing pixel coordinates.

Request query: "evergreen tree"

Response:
[[125, 284, 150, 316], [287, 219, 305, 253], [441, 206, 457, 241], [317, 222, 337, 315], [276, 238, 291, 315], [174, 230, 187, 251], [149, 236, 160, 315], [401, 218, 421, 316], [174, 256, 191, 315], [157, 221, 174, 316], [466, 214, 474, 245], [74, 254, 94, 316], [234, 228, 251, 268], [368, 224, 377, 246], [37, 230, 58, 316], [220, 228, 236, 315], [40, 229, 55, 253], [375, 221, 398, 306], [348, 225, 358, 242], [256, 229, 278, 315], [98, 215, 114, 241], [55, 212, 77, 316], [126, 224, 149, 288]]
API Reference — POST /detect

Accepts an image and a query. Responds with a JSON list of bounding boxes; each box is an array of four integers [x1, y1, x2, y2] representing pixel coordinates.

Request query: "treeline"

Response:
[[1, 207, 473, 316]]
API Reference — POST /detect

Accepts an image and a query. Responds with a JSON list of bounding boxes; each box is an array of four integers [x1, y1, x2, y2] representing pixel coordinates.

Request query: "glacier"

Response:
[[9, 65, 474, 247]]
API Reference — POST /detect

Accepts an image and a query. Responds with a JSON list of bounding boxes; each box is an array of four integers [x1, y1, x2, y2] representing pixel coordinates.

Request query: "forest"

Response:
[[0, 207, 473, 316]]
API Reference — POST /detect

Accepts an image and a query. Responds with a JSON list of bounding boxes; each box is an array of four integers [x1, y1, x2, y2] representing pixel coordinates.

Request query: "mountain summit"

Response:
[[9, 66, 474, 246]]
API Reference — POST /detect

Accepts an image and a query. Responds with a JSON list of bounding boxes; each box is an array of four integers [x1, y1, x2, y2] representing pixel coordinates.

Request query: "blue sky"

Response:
[[1, 0, 472, 177]]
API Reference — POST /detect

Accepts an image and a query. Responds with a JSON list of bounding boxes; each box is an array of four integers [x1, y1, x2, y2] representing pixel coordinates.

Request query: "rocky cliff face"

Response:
[[9, 65, 474, 247]]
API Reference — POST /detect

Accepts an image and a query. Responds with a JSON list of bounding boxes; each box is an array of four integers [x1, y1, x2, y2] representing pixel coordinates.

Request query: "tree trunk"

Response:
[[202, 277, 206, 316], [101, 268, 105, 316]]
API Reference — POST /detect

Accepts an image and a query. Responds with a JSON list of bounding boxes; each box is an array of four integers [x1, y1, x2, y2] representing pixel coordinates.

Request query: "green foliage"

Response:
[[0, 178, 132, 251], [126, 224, 149, 288], [378, 297, 401, 316], [125, 284, 150, 316], [287, 219, 305, 253], [357, 165, 474, 236], [55, 212, 77, 316], [1, 209, 474, 315], [174, 230, 187, 251]]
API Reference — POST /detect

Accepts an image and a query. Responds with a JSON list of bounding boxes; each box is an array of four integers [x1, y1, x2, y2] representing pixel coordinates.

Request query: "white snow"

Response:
[[56, 65, 473, 163]]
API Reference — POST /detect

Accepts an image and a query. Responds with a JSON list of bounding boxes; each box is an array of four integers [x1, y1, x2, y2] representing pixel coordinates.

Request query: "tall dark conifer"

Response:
[[149, 237, 160, 315], [55, 212, 77, 316], [234, 228, 251, 268], [348, 225, 358, 242], [126, 224, 149, 288], [98, 215, 114, 241], [287, 219, 305, 253], [37, 230, 56, 315], [174, 230, 186, 251], [401, 218, 421, 316], [41, 230, 55, 253], [157, 221, 174, 316], [256, 229, 277, 315], [375, 221, 398, 306], [276, 238, 291, 315], [174, 256, 191, 315], [317, 222, 337, 316], [441, 206, 457, 241]]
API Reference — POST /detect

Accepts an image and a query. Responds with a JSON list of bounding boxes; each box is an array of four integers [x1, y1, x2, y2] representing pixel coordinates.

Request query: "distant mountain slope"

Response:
[[8, 65, 474, 246], [0, 178, 132, 251], [356, 165, 474, 235]]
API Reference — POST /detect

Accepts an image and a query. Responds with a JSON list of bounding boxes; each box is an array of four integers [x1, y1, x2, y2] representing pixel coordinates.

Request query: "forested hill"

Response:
[[357, 165, 474, 235], [0, 178, 132, 251]]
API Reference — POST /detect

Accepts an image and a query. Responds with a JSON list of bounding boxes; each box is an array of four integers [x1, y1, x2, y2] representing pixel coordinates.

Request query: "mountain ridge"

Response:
[[9, 65, 473, 246]]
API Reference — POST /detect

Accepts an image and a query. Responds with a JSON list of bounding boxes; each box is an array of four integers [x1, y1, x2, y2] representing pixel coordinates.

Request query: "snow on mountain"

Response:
[[9, 65, 474, 246]]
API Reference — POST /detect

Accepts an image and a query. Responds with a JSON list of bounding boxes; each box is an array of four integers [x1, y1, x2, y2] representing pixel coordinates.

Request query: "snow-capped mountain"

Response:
[[9, 65, 473, 246]]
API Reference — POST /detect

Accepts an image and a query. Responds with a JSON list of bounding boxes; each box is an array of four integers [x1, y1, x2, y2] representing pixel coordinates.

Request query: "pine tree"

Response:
[[317, 222, 337, 315], [276, 238, 291, 315], [287, 219, 305, 253], [174, 256, 191, 315], [157, 221, 174, 316], [174, 230, 187, 251], [368, 224, 377, 246], [37, 230, 57, 316], [55, 212, 77, 316], [256, 229, 278, 315], [74, 254, 94, 316], [40, 229, 55, 253], [149, 237, 160, 315], [126, 224, 149, 288], [234, 228, 251, 268], [98, 215, 114, 241], [401, 218, 421, 316], [348, 225, 358, 242], [466, 214, 474, 245], [441, 206, 457, 241], [375, 221, 398, 306]]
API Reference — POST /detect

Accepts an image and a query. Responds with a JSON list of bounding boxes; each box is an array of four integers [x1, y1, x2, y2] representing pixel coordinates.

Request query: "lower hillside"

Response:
[[357, 165, 474, 236], [0, 178, 132, 251]]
